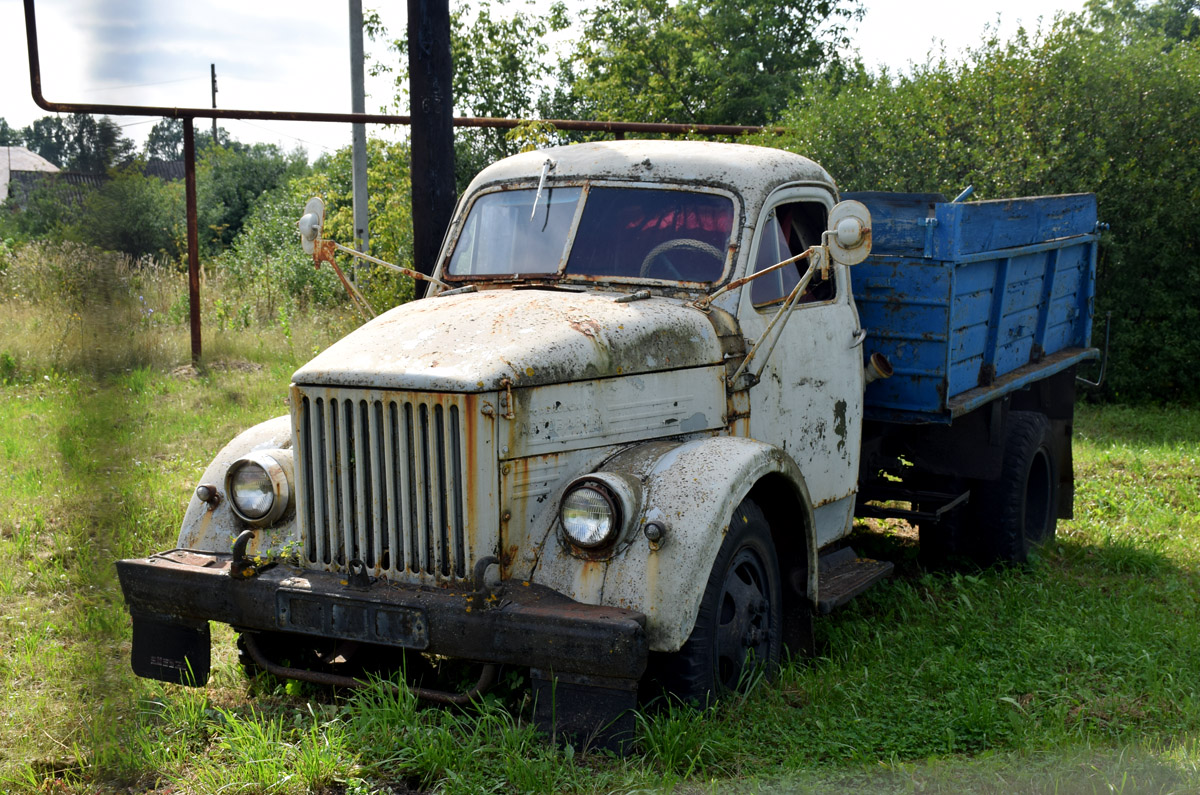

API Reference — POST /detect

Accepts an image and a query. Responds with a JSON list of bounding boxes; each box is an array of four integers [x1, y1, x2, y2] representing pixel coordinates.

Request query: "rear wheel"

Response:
[[658, 499, 782, 705], [975, 411, 1058, 565]]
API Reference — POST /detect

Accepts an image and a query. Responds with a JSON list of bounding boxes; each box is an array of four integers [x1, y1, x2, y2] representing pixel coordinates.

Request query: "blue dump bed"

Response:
[[846, 192, 1099, 424]]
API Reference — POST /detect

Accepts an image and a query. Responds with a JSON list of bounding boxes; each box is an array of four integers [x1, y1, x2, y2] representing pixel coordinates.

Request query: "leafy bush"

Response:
[[769, 1, 1200, 401], [218, 137, 417, 319], [75, 166, 185, 260]]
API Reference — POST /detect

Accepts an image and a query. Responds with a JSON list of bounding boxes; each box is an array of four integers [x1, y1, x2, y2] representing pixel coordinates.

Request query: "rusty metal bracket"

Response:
[[499, 378, 516, 420]]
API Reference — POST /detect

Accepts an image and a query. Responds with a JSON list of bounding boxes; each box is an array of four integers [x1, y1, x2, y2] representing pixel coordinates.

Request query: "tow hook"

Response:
[[230, 529, 258, 579], [346, 559, 371, 589]]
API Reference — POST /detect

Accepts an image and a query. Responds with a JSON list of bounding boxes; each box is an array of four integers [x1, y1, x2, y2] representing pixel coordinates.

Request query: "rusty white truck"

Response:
[[118, 141, 1100, 745]]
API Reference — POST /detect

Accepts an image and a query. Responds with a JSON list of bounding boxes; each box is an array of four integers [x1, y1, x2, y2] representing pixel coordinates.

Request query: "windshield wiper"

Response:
[[529, 158, 556, 222]]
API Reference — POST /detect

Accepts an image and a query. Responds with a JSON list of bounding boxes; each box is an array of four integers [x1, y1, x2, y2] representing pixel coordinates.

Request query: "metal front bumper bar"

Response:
[[116, 549, 648, 689]]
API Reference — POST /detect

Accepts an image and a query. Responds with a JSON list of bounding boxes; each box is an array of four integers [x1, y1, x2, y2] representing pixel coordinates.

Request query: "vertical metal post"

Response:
[[210, 64, 218, 144], [407, 0, 455, 296], [184, 118, 202, 365], [349, 0, 369, 255]]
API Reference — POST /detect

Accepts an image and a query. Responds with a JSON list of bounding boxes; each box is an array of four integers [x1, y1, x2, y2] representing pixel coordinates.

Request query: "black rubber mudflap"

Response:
[[531, 669, 638, 753], [816, 547, 895, 614], [130, 612, 211, 686]]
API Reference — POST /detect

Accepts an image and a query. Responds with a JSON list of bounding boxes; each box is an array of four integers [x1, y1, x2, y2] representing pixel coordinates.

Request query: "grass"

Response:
[[2, 244, 1200, 792]]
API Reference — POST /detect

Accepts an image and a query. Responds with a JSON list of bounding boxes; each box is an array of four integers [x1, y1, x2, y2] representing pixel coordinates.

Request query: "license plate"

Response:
[[276, 590, 429, 650]]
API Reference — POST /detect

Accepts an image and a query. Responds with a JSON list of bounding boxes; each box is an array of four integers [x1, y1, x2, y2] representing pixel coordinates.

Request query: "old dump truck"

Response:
[[117, 141, 1099, 744]]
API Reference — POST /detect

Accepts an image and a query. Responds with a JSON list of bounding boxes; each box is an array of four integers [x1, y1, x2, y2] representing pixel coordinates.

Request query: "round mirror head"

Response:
[[298, 197, 326, 255], [827, 200, 872, 266]]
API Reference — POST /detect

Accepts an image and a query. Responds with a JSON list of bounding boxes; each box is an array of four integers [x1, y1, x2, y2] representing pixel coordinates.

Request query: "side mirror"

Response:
[[298, 197, 326, 255], [826, 200, 872, 266]]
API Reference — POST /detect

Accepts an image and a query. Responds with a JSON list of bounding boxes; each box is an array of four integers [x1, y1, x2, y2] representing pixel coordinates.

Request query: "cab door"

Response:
[[737, 190, 864, 547]]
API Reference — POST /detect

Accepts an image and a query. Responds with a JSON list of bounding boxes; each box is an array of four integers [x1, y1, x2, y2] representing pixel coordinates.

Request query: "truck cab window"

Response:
[[750, 202, 833, 308]]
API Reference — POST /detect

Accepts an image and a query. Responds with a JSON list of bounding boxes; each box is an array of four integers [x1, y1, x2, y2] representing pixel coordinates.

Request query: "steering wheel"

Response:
[[638, 238, 724, 280]]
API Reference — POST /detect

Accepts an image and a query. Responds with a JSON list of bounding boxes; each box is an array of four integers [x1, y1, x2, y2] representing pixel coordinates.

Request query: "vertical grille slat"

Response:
[[383, 401, 401, 573], [369, 400, 386, 572], [400, 402, 417, 574], [337, 399, 354, 566], [294, 387, 476, 584], [321, 397, 339, 565], [448, 405, 466, 578], [432, 405, 447, 576], [416, 404, 432, 574], [353, 399, 370, 566]]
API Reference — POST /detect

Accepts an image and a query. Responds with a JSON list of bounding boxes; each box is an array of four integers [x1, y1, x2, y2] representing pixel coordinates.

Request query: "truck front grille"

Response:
[[292, 387, 485, 583]]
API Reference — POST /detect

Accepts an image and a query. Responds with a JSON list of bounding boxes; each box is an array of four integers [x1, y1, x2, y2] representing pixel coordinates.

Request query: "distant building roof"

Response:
[[143, 160, 186, 181], [0, 146, 60, 203]]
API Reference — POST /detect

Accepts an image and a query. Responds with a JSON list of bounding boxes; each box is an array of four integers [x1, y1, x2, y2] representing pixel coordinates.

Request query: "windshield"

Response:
[[446, 185, 735, 283]]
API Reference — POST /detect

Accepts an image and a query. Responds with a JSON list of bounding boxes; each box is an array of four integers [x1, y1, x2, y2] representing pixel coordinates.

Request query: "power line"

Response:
[[80, 76, 204, 94], [230, 119, 333, 151]]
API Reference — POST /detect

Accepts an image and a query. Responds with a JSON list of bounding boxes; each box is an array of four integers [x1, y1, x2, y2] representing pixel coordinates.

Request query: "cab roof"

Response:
[[464, 140, 837, 202]]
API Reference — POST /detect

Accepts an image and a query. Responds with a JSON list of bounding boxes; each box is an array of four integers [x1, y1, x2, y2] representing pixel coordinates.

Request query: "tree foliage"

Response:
[[569, 0, 862, 126], [768, 0, 1200, 401], [75, 168, 185, 260], [219, 138, 416, 316], [371, 0, 573, 186], [144, 118, 233, 162], [196, 143, 309, 253], [0, 118, 20, 146], [19, 114, 135, 173]]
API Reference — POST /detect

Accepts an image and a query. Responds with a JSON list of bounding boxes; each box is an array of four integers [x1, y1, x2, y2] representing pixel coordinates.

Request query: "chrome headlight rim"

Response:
[[558, 471, 643, 554], [560, 479, 621, 550], [224, 450, 292, 527]]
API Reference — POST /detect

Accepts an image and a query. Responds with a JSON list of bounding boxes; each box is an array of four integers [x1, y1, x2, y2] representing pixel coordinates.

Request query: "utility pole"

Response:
[[210, 64, 218, 144], [349, 0, 369, 255], [407, 0, 455, 297]]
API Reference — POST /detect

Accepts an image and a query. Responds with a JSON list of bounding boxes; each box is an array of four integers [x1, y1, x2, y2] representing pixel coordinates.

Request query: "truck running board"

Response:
[[816, 547, 895, 614]]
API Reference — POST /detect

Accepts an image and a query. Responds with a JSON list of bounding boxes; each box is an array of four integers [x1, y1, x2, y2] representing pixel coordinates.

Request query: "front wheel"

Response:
[[658, 499, 782, 705]]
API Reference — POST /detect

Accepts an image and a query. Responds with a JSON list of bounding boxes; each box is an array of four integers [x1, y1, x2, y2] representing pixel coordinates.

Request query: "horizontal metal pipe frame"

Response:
[[23, 0, 782, 137]]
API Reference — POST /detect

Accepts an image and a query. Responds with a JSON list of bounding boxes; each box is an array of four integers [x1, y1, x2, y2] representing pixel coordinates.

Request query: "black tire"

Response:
[[658, 499, 782, 705], [975, 411, 1058, 565]]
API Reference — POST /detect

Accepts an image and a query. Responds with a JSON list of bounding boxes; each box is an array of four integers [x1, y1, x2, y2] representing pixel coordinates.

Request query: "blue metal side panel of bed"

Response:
[[846, 191, 1099, 424]]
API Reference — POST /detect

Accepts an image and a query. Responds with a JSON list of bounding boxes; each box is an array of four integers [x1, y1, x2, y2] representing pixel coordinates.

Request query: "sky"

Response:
[[0, 0, 1089, 161]]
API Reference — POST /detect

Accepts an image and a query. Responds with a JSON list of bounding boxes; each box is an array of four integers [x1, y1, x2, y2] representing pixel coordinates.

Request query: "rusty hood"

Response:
[[292, 289, 725, 392]]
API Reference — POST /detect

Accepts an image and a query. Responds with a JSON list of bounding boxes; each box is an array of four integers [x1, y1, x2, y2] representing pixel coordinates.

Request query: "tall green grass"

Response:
[[1, 241, 1199, 792]]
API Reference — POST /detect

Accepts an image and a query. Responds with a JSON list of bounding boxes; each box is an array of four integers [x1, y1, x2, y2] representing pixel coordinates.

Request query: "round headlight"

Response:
[[224, 451, 292, 526], [560, 482, 620, 549]]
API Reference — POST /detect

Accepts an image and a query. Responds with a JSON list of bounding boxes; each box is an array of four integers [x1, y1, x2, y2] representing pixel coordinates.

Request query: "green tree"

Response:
[[19, 114, 134, 172], [21, 116, 71, 167], [569, 0, 862, 126], [74, 167, 185, 259], [219, 137, 416, 316], [196, 142, 309, 253], [770, 0, 1200, 400], [0, 118, 21, 146], [371, 0, 572, 186], [144, 118, 234, 162]]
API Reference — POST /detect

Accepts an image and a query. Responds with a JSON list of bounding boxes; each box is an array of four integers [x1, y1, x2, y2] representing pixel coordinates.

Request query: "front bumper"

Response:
[[116, 549, 648, 687]]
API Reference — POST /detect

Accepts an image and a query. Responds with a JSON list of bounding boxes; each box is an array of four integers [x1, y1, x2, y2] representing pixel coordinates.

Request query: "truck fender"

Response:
[[536, 436, 817, 653], [176, 415, 297, 556]]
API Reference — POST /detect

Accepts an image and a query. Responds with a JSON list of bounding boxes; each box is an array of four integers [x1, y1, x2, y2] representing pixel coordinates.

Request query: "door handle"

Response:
[[851, 328, 867, 348]]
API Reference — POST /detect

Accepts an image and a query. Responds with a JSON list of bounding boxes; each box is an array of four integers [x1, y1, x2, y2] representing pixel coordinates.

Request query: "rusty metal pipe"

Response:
[[241, 634, 498, 706], [22, 0, 782, 138]]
